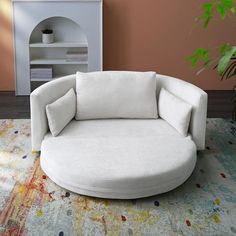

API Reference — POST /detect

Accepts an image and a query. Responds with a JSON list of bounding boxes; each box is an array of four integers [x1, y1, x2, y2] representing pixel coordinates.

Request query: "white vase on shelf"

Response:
[[42, 30, 54, 44]]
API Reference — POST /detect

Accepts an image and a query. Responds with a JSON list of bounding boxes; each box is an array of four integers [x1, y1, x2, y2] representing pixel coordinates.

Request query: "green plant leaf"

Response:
[[221, 0, 235, 9], [195, 0, 236, 28], [219, 44, 231, 55], [187, 48, 210, 68], [221, 60, 236, 80], [217, 46, 236, 74], [202, 3, 214, 28], [217, 0, 236, 18], [217, 4, 226, 18], [203, 3, 214, 14]]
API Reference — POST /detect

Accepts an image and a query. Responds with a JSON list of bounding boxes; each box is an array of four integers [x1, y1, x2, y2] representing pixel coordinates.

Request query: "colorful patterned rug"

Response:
[[0, 119, 236, 236]]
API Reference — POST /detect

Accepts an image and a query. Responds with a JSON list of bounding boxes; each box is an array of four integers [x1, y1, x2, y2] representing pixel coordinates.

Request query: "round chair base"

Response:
[[40, 136, 196, 199]]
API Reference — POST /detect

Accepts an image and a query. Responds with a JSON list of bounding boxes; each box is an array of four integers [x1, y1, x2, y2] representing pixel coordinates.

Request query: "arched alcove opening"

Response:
[[29, 16, 88, 44], [29, 16, 88, 91]]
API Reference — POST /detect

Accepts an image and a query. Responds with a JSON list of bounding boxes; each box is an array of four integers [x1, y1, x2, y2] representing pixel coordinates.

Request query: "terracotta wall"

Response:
[[0, 0, 235, 91], [0, 0, 14, 91]]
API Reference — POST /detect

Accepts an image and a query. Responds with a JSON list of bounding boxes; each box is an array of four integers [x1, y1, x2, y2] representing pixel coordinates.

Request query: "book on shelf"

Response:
[[30, 66, 53, 79], [66, 51, 88, 62]]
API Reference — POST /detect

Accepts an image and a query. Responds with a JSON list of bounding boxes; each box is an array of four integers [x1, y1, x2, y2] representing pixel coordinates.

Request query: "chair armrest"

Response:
[[30, 74, 76, 151], [157, 74, 208, 150]]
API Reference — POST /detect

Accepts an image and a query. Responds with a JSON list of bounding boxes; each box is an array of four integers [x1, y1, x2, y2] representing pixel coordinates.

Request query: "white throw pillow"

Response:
[[75, 71, 158, 120], [46, 88, 76, 136], [158, 88, 192, 136]]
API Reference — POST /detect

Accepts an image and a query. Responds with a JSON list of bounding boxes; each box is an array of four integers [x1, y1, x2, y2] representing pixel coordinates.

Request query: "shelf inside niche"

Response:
[[29, 42, 88, 48], [31, 75, 63, 82], [30, 58, 88, 65], [31, 78, 52, 82]]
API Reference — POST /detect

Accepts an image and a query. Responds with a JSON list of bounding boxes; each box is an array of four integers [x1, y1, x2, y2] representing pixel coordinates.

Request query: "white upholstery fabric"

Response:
[[31, 73, 206, 199], [31, 73, 207, 151], [30, 74, 76, 151], [158, 88, 192, 136], [46, 88, 76, 137], [44, 119, 191, 140], [75, 71, 158, 120], [41, 120, 196, 198], [156, 74, 207, 150]]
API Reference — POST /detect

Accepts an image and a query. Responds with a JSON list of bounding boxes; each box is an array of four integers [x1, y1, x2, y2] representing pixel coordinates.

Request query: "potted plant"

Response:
[[188, 0, 236, 120], [42, 29, 54, 44]]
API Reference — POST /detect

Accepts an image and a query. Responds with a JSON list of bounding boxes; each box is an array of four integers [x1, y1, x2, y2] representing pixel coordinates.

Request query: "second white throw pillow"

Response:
[[158, 88, 192, 136]]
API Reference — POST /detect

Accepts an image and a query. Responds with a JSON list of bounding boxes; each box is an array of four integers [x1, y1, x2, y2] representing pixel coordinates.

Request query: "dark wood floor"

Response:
[[207, 90, 235, 118], [0, 91, 235, 119], [0, 92, 30, 119]]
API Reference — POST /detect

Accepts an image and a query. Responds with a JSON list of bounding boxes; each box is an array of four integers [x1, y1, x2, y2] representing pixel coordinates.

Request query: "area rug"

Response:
[[0, 119, 236, 236]]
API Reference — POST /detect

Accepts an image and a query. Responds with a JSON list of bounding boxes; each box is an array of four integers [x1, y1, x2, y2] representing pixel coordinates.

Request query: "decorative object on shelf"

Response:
[[42, 29, 54, 44], [66, 51, 88, 62]]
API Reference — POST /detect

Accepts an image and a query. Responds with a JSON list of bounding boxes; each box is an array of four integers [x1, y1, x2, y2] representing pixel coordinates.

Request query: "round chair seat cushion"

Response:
[[40, 136, 197, 199]]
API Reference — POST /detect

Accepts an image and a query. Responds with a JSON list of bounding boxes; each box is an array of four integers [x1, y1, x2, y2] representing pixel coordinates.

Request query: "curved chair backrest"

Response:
[[30, 73, 207, 151], [156, 74, 207, 150], [30, 74, 76, 151]]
